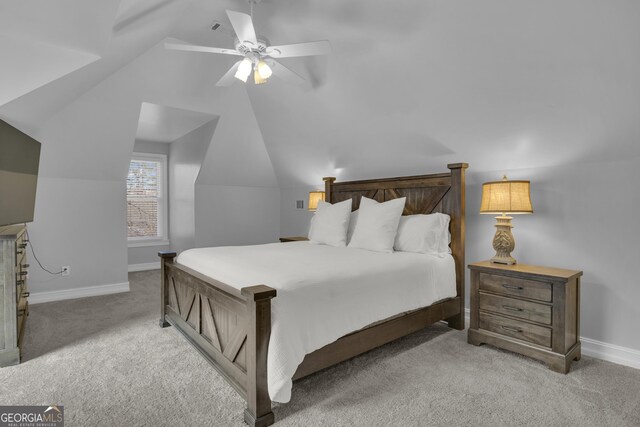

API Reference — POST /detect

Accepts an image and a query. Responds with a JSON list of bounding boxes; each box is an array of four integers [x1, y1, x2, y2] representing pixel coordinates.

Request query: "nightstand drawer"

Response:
[[479, 312, 551, 347], [479, 293, 551, 325], [479, 272, 552, 302]]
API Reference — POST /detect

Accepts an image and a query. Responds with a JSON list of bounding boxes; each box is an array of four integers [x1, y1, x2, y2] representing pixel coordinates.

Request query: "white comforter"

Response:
[[177, 242, 456, 403]]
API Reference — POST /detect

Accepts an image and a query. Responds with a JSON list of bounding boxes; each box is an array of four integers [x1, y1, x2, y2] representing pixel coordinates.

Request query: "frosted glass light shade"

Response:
[[254, 70, 267, 85], [234, 59, 252, 83], [308, 191, 325, 211], [257, 60, 272, 79], [480, 177, 533, 214]]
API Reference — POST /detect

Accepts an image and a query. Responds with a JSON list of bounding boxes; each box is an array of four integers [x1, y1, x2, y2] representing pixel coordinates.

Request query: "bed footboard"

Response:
[[159, 251, 276, 427]]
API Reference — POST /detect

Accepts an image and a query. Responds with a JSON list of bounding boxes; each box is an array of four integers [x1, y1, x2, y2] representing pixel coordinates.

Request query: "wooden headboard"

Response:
[[323, 163, 468, 309]]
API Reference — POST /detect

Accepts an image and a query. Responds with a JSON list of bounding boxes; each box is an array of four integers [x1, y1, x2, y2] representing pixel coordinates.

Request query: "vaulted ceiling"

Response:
[[1, 0, 639, 187]]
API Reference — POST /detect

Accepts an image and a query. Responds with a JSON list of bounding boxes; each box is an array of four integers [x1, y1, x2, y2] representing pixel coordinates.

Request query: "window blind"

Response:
[[127, 158, 162, 238]]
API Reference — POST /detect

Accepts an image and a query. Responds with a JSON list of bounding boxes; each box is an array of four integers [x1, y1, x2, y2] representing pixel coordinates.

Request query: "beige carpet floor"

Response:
[[1, 270, 639, 426]]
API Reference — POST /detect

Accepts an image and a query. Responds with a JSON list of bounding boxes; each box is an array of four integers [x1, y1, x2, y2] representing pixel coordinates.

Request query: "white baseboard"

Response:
[[128, 262, 160, 272], [463, 308, 640, 370], [30, 282, 130, 304], [581, 337, 640, 370]]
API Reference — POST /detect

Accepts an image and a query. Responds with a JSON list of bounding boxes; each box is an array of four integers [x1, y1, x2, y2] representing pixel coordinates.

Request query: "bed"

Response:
[[158, 163, 468, 426]]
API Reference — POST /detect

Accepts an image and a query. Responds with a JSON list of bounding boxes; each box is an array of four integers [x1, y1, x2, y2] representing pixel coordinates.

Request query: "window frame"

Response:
[[126, 152, 169, 247]]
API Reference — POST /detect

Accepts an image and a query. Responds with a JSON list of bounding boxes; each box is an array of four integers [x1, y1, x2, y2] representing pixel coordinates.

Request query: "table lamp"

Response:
[[480, 175, 533, 265]]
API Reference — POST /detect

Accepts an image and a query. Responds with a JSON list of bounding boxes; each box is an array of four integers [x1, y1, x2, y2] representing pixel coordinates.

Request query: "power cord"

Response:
[[24, 226, 63, 275]]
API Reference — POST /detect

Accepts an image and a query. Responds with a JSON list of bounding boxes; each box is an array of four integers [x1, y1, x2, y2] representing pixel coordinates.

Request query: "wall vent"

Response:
[[210, 21, 235, 38]]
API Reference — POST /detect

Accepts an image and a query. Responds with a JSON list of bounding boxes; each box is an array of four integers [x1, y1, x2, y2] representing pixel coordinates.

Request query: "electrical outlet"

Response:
[[296, 200, 304, 209], [61, 266, 70, 277]]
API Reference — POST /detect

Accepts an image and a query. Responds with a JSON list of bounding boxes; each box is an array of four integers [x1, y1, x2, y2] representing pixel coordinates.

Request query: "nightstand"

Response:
[[468, 261, 583, 373], [279, 236, 309, 243]]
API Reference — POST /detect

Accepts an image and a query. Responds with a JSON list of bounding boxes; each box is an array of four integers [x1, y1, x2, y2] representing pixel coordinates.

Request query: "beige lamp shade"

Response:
[[480, 177, 533, 214], [308, 191, 325, 211]]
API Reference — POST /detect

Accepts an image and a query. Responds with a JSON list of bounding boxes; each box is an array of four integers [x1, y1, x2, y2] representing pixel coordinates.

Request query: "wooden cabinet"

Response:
[[0, 224, 30, 367], [468, 261, 582, 373], [279, 237, 309, 243]]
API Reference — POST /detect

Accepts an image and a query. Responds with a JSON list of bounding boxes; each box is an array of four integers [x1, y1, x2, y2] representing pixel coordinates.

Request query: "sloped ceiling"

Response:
[[0, 0, 119, 106], [1, 0, 639, 187], [0, 0, 120, 54], [0, 0, 193, 131], [136, 103, 216, 143], [245, 0, 640, 185]]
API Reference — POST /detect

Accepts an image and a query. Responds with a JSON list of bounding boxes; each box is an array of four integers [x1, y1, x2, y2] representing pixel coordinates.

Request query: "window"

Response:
[[127, 153, 168, 246]]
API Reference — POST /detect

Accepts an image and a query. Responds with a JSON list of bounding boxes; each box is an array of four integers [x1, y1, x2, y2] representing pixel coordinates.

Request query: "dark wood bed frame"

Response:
[[158, 163, 468, 426]]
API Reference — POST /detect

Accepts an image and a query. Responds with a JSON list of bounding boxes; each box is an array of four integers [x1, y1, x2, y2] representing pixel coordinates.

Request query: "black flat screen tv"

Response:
[[0, 119, 41, 227]]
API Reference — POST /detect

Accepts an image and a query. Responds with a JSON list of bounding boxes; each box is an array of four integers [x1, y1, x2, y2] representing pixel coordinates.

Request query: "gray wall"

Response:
[[169, 119, 217, 254], [279, 186, 316, 239], [28, 177, 128, 293], [20, 76, 138, 295], [195, 185, 280, 248], [192, 83, 281, 248], [132, 139, 169, 156]]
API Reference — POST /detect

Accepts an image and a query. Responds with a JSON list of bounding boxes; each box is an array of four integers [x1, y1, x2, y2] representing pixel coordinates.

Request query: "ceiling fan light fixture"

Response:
[[256, 60, 272, 79], [167, 7, 332, 88], [234, 58, 252, 82]]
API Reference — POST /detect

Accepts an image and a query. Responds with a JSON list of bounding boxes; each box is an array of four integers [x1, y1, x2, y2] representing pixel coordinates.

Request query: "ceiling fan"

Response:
[[165, 1, 331, 87]]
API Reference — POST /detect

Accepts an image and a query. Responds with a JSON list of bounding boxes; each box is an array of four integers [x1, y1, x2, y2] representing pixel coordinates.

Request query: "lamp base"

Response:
[[491, 255, 517, 265], [491, 215, 517, 265]]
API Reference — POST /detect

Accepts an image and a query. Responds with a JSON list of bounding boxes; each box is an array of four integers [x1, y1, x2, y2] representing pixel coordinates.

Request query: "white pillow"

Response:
[[348, 196, 406, 253], [394, 213, 451, 256], [308, 199, 352, 246], [347, 210, 359, 243]]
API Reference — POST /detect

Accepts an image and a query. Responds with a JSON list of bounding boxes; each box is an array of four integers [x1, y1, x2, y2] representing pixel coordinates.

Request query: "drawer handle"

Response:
[[22, 264, 30, 268], [501, 325, 523, 333], [16, 280, 25, 286], [502, 305, 524, 312], [22, 292, 30, 298], [503, 284, 524, 290], [19, 243, 28, 249], [18, 271, 28, 276]]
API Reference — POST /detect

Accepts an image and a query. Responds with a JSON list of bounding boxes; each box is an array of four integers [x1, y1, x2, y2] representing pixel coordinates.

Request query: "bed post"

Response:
[[158, 251, 177, 328], [323, 177, 336, 204], [445, 163, 468, 330], [241, 285, 277, 427]]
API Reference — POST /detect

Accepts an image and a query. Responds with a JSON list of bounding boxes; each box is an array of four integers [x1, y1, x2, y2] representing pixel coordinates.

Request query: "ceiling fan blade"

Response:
[[164, 38, 242, 56], [226, 10, 258, 47], [216, 61, 242, 87], [266, 40, 331, 58], [266, 59, 307, 87]]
